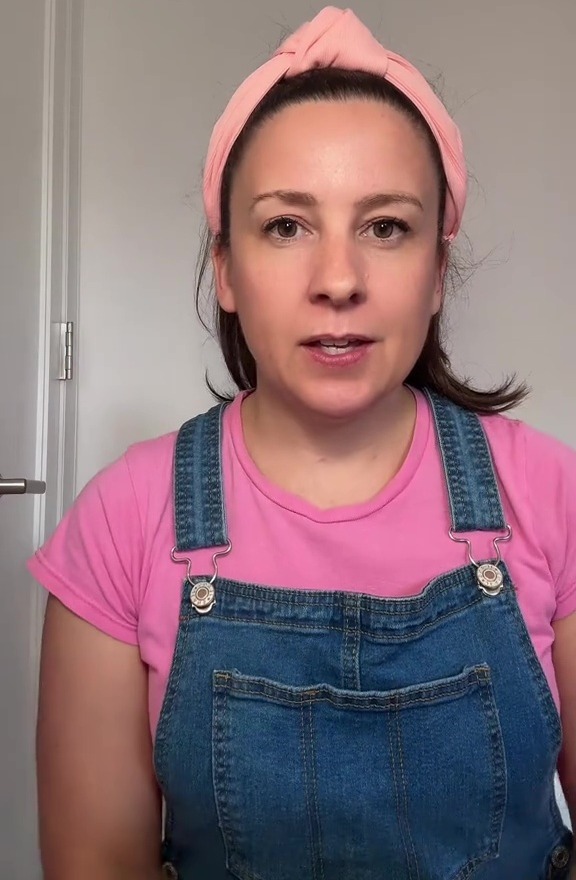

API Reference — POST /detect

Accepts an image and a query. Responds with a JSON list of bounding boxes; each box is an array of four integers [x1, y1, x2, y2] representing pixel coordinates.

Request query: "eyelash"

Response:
[[262, 216, 411, 243]]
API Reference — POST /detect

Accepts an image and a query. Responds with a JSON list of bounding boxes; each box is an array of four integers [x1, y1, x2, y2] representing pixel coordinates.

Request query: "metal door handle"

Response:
[[0, 474, 46, 497]]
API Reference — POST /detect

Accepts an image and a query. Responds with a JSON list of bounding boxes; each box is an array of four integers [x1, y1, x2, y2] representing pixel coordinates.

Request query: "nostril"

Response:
[[310, 288, 365, 306]]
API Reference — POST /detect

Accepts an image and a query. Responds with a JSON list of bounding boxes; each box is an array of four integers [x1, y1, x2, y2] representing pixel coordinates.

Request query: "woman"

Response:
[[31, 7, 576, 879]]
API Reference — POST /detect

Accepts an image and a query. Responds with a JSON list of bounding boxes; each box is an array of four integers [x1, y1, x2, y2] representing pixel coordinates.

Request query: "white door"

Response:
[[1, 1, 80, 876], [1, 3, 47, 876]]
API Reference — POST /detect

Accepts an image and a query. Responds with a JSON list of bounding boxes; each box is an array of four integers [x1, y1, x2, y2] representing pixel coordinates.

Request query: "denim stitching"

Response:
[[212, 694, 270, 880], [203, 405, 228, 548], [449, 673, 507, 880], [174, 405, 229, 552], [478, 673, 507, 854], [346, 598, 357, 689], [307, 702, 326, 880], [213, 667, 489, 709], [194, 571, 488, 610], [360, 581, 490, 615], [395, 711, 420, 880], [502, 598, 562, 751], [201, 407, 225, 549], [424, 389, 506, 533], [341, 600, 351, 690], [154, 587, 191, 788], [389, 696, 414, 877], [452, 856, 487, 880], [359, 597, 485, 641], [226, 857, 265, 880], [425, 389, 458, 529], [208, 595, 485, 641], [501, 596, 564, 835], [204, 578, 476, 609], [217, 404, 229, 541], [211, 686, 243, 877], [300, 701, 318, 880], [430, 397, 466, 528], [341, 597, 361, 689], [193, 567, 509, 617], [214, 666, 489, 689], [209, 691, 480, 709], [354, 606, 362, 691]]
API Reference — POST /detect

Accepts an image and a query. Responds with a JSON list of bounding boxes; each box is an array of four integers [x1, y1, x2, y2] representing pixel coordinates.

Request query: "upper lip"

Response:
[[301, 334, 375, 345]]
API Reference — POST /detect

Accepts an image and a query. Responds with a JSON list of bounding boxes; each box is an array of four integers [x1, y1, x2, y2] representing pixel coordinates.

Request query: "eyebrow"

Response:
[[250, 189, 424, 212]]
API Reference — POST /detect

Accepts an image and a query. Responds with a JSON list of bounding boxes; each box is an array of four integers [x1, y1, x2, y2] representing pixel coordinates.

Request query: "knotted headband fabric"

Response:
[[203, 6, 467, 241]]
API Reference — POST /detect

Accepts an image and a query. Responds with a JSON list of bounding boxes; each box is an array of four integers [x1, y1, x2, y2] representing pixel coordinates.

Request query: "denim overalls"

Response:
[[154, 390, 572, 880]]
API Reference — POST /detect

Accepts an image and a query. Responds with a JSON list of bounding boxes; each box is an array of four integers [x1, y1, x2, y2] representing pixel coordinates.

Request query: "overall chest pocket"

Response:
[[211, 665, 506, 880]]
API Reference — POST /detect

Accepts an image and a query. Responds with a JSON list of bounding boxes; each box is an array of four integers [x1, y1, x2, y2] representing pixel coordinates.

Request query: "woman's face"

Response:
[[213, 98, 444, 420]]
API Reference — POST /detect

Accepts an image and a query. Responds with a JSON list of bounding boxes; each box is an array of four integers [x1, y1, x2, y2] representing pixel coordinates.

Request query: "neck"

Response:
[[240, 385, 417, 509]]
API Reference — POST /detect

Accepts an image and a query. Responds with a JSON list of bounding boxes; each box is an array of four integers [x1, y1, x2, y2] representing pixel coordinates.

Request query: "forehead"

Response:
[[233, 98, 439, 200]]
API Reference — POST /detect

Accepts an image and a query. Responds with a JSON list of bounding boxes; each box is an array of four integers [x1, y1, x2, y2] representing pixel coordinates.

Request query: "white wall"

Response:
[[76, 0, 576, 487]]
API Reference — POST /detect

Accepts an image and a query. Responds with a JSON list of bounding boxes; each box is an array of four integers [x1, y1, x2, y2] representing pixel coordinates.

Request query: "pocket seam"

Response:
[[214, 665, 491, 710]]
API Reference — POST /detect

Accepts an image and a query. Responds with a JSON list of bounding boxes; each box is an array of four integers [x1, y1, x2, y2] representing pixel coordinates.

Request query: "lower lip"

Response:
[[303, 343, 373, 367]]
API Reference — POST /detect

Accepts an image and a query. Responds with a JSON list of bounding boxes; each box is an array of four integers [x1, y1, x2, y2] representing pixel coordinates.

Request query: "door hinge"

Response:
[[57, 321, 74, 380]]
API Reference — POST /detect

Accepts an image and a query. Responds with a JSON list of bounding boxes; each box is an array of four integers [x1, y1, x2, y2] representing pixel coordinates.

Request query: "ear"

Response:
[[212, 243, 237, 314]]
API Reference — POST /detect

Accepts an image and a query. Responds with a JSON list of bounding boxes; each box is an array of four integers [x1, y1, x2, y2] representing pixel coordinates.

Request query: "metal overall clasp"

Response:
[[449, 525, 512, 596], [170, 542, 232, 614]]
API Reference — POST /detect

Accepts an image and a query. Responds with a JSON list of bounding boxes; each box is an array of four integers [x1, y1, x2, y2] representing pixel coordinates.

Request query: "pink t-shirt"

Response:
[[28, 390, 576, 738]]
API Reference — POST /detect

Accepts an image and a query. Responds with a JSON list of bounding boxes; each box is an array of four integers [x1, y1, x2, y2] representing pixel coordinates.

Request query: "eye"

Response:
[[366, 218, 410, 241], [263, 217, 304, 240]]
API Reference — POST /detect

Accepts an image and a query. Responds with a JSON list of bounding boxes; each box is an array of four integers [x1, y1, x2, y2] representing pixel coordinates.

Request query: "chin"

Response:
[[292, 382, 400, 422]]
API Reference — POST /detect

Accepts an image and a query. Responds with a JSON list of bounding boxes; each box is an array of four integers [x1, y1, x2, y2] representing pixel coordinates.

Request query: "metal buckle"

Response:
[[449, 525, 512, 596], [170, 541, 232, 614]]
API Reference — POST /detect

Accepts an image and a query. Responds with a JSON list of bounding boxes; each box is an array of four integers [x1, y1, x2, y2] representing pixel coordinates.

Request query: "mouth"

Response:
[[301, 335, 374, 356]]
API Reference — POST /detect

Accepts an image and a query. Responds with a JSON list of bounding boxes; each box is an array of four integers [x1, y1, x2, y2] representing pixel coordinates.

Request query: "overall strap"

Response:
[[424, 388, 506, 533], [173, 391, 506, 550], [173, 403, 229, 552]]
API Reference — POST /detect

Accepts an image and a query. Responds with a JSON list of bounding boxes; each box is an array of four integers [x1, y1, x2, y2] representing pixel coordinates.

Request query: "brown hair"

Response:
[[196, 68, 528, 413]]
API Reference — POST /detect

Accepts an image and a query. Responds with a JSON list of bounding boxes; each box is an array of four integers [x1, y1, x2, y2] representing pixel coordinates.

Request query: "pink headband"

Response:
[[203, 6, 467, 241]]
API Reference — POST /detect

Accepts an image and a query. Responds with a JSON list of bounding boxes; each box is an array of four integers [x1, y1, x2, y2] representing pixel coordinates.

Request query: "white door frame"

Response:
[[31, 0, 83, 689]]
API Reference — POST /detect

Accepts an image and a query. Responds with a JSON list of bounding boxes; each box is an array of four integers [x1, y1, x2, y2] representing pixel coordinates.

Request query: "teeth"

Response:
[[320, 343, 355, 355], [319, 339, 354, 348]]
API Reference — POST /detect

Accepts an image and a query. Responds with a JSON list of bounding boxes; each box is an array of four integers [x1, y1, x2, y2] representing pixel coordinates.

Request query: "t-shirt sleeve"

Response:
[[28, 454, 144, 644], [523, 424, 576, 621]]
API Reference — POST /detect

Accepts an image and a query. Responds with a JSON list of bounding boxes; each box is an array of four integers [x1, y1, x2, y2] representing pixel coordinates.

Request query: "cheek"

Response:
[[374, 255, 440, 322], [225, 266, 291, 359], [230, 259, 299, 319]]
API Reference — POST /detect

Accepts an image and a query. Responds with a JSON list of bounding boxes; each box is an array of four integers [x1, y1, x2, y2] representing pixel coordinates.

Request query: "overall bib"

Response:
[[155, 390, 572, 880]]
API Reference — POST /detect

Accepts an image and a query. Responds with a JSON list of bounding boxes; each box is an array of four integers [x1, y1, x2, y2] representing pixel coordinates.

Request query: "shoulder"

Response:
[[34, 427, 180, 585], [479, 410, 576, 615], [121, 430, 178, 505], [68, 430, 178, 536], [29, 429, 182, 643], [119, 400, 234, 519], [88, 396, 235, 525], [479, 409, 576, 486]]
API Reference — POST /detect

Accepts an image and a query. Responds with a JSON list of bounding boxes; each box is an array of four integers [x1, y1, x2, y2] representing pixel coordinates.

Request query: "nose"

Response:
[[308, 235, 367, 308]]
